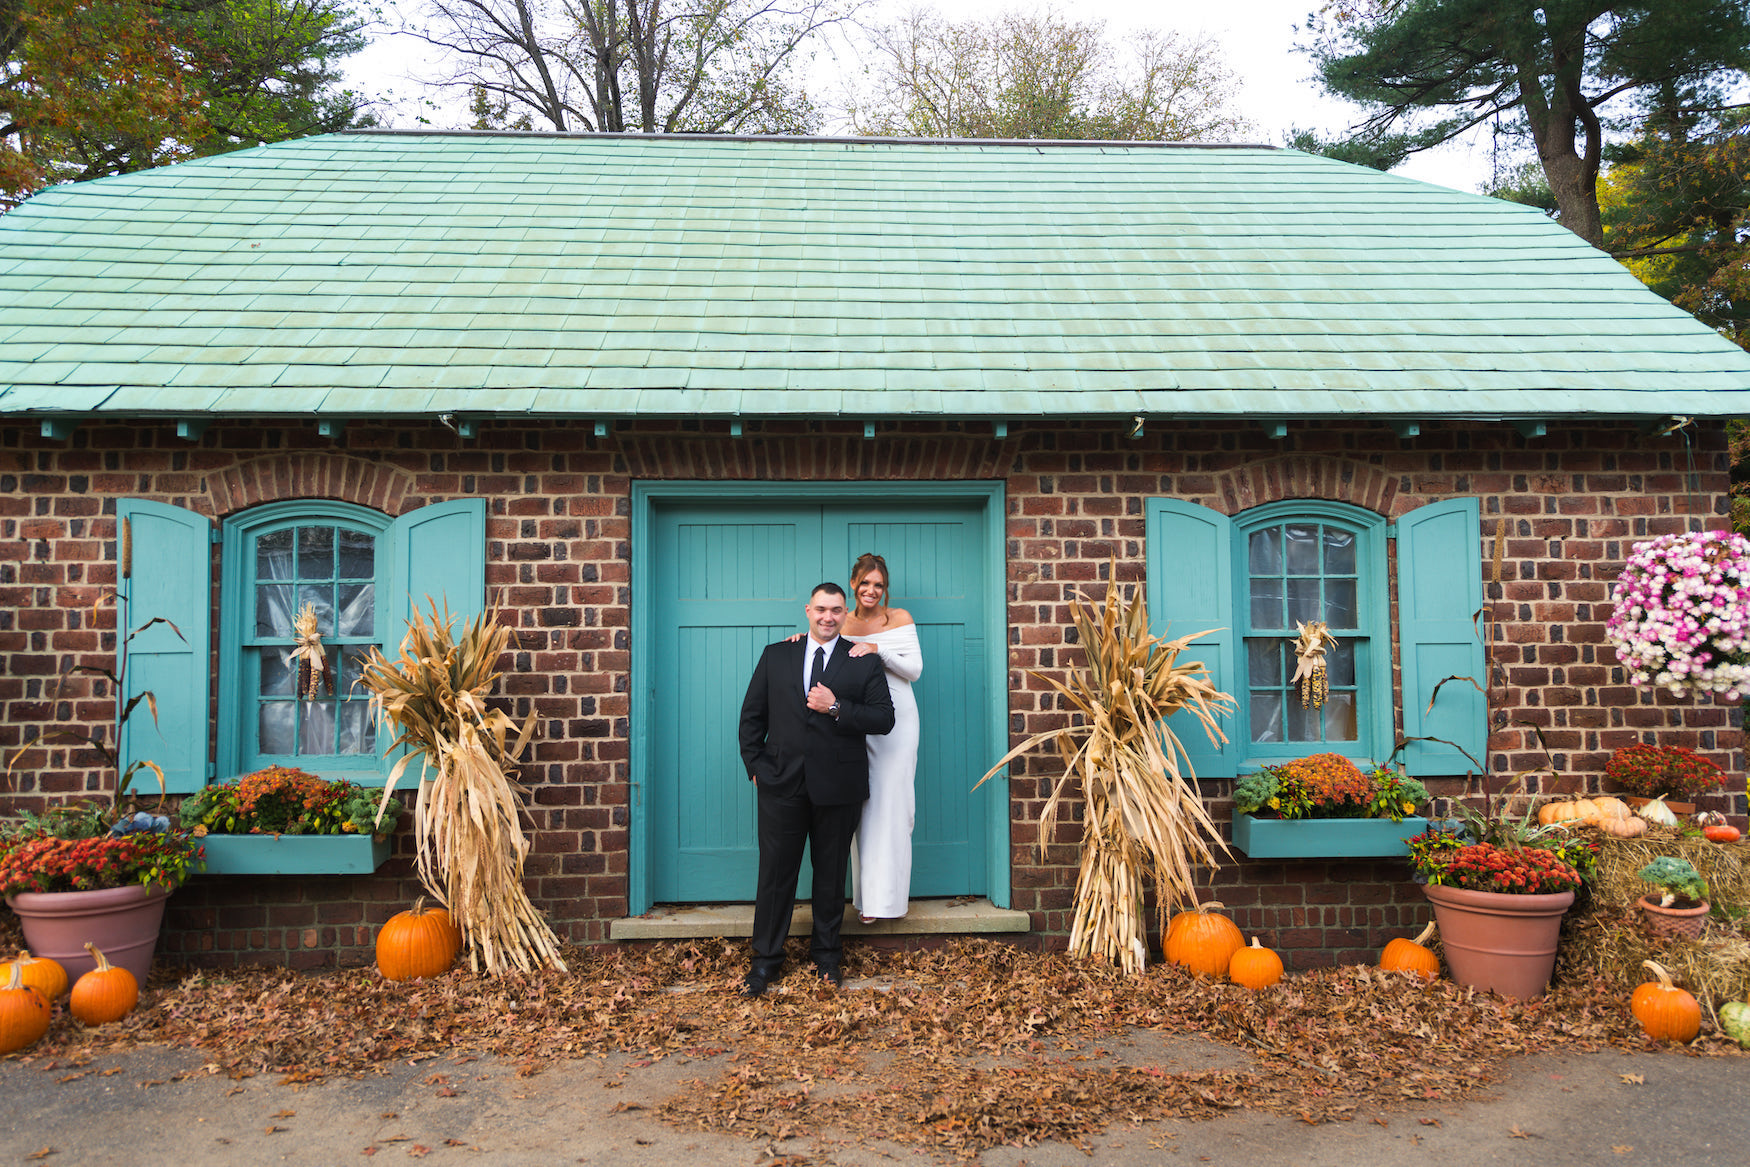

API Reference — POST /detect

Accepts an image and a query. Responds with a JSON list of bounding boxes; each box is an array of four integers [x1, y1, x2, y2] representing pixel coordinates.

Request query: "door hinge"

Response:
[[1384, 522, 1398, 539], [210, 525, 222, 546]]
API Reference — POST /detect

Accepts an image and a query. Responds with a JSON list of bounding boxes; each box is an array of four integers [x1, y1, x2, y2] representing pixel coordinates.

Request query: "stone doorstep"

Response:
[[608, 897, 1030, 940]]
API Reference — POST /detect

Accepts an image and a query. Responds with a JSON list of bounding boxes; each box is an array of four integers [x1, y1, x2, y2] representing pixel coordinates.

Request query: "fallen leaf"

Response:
[[409, 1148, 430, 1158], [610, 1102, 645, 1114], [271, 1110, 296, 1119], [1619, 1073, 1645, 1085], [1612, 1147, 1634, 1155], [1419, 1118, 1442, 1128], [24, 1150, 55, 1161], [1507, 1125, 1533, 1139]]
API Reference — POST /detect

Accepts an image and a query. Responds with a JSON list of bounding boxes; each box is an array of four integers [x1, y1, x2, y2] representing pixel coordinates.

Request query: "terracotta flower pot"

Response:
[[1637, 895, 1711, 942], [5, 882, 172, 984], [1422, 883, 1574, 1001]]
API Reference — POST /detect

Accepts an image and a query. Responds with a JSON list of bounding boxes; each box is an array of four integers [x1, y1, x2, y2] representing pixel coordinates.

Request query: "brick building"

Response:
[[2, 134, 1746, 971]]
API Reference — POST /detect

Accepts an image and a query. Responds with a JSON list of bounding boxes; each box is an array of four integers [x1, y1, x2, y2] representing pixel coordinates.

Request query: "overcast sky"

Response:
[[348, 0, 1500, 195]]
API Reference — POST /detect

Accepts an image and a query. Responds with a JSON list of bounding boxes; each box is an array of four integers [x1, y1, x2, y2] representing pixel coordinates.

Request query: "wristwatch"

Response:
[[829, 701, 842, 719]]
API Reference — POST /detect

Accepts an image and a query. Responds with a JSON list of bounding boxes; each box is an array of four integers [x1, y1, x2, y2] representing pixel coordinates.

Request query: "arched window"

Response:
[[1146, 496, 1484, 778]]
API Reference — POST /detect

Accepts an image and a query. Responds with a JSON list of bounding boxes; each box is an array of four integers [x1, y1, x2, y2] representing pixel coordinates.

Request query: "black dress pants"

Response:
[[750, 786, 861, 975]]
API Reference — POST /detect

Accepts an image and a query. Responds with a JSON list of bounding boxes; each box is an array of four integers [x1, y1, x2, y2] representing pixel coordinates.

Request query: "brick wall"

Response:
[[2, 417, 1742, 971]]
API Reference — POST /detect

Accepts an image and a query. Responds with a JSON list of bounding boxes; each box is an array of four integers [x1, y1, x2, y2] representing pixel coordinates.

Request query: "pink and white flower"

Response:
[[1606, 530, 1750, 700]]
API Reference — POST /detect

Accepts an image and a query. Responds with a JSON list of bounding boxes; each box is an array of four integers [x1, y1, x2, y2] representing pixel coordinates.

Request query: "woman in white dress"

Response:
[[842, 553, 923, 923]]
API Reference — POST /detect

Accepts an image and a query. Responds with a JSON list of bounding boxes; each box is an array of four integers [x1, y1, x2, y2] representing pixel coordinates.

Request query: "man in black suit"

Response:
[[738, 582, 895, 996]]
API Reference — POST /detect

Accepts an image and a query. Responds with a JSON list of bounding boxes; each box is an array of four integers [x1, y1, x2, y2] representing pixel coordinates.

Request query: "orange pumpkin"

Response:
[[1380, 922, 1441, 980], [1632, 960, 1701, 1044], [69, 943, 138, 1026], [1164, 902, 1244, 977], [377, 897, 462, 981], [1228, 937, 1284, 989], [1, 949, 69, 1003], [0, 963, 53, 1054], [1703, 824, 1742, 843]]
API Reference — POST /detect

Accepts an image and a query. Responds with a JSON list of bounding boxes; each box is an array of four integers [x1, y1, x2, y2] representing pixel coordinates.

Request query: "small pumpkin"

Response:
[[1599, 815, 1648, 839], [377, 897, 462, 981], [1637, 797, 1679, 827], [1693, 810, 1727, 828], [1631, 960, 1701, 1044], [1228, 937, 1283, 989], [1591, 796, 1632, 822], [1703, 824, 1741, 843], [0, 963, 53, 1055], [1, 949, 69, 1003], [1164, 902, 1244, 978], [68, 943, 138, 1026], [1380, 921, 1440, 980], [1536, 800, 1590, 826]]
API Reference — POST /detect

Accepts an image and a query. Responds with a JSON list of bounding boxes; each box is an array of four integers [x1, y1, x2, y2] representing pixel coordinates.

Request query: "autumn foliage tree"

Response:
[[2, 0, 371, 207]]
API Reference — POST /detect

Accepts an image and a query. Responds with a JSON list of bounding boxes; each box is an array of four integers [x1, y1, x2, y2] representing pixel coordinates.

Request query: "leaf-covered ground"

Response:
[[8, 939, 1745, 1158]]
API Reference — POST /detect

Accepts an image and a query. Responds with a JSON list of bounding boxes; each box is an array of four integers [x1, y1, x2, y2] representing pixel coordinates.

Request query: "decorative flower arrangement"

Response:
[[1406, 834, 1585, 896], [1232, 753, 1429, 822], [1602, 743, 1727, 801], [178, 765, 402, 838], [0, 799, 202, 897], [1605, 530, 1750, 700]]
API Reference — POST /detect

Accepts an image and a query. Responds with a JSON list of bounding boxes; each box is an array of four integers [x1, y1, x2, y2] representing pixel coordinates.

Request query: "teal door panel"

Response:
[[653, 508, 820, 901], [837, 516, 985, 896], [651, 498, 989, 904]]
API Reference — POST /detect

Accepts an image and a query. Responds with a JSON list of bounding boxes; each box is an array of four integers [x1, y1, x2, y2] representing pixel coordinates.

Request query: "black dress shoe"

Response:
[[741, 971, 771, 997], [811, 961, 843, 988]]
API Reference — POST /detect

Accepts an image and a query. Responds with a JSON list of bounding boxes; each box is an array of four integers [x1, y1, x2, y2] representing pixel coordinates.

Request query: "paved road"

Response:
[[3, 1034, 1744, 1166]]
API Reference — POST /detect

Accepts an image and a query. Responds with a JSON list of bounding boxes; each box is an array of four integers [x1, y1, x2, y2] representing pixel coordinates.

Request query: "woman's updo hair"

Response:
[[850, 552, 890, 617]]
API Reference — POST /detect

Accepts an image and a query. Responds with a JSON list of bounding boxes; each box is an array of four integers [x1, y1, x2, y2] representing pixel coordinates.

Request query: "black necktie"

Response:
[[811, 646, 825, 692]]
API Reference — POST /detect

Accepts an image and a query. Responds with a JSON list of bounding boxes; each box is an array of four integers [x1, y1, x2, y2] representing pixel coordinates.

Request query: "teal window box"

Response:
[[197, 834, 392, 875], [1231, 814, 1429, 859]]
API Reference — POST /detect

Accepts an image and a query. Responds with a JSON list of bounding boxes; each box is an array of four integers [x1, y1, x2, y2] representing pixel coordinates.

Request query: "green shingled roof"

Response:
[[3, 131, 1748, 421]]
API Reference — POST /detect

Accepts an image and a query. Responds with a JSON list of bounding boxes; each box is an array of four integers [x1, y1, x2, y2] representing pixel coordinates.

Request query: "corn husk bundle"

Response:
[[358, 602, 566, 975], [979, 575, 1235, 974]]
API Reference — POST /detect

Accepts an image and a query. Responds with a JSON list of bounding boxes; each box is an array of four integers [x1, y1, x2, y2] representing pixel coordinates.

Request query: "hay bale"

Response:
[[1557, 831, 1750, 1016], [1587, 829, 1744, 912]]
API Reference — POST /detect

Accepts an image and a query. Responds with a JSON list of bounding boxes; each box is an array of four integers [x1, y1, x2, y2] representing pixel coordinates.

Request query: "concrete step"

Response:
[[609, 897, 1030, 940]]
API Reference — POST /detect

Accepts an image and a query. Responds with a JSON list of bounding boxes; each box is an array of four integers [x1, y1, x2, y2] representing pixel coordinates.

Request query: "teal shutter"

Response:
[[388, 498, 488, 640], [1145, 499, 1240, 779], [116, 499, 212, 794], [1397, 497, 1485, 775]]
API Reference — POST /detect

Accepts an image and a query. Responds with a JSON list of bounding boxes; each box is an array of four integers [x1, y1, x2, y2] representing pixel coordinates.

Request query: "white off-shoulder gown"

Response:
[[848, 623, 923, 919]]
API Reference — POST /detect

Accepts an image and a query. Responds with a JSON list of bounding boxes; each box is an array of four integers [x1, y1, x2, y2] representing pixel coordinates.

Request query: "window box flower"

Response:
[[1231, 812, 1430, 858], [1229, 753, 1430, 857], [181, 766, 401, 876]]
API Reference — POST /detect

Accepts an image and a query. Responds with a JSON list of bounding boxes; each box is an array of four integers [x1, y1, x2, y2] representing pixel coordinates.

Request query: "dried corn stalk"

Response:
[[979, 574, 1234, 974], [358, 601, 566, 975]]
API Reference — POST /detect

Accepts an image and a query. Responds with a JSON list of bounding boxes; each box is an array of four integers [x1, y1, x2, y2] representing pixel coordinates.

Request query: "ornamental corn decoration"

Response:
[[290, 602, 331, 699], [1290, 620, 1338, 710]]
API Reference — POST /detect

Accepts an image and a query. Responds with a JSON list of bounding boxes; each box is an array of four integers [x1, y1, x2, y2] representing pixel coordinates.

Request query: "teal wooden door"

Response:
[[650, 499, 988, 903]]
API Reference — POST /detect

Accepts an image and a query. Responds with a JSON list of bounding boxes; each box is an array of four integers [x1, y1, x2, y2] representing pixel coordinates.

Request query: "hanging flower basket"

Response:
[[1606, 530, 1750, 700]]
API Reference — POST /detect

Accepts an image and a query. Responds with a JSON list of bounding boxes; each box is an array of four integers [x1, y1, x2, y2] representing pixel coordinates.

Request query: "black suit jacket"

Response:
[[739, 637, 895, 805]]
